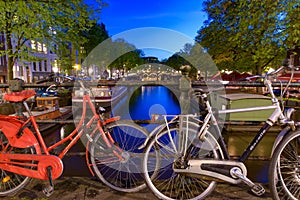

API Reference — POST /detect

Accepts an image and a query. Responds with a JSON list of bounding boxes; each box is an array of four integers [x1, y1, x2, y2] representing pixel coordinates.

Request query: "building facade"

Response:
[[0, 34, 57, 83]]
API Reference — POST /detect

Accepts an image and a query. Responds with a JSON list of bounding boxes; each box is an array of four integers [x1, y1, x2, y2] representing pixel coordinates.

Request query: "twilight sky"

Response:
[[98, 0, 207, 60]]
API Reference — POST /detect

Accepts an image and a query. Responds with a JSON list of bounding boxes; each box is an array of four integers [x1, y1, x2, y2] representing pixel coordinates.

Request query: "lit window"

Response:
[[43, 44, 47, 53], [37, 42, 42, 52], [80, 46, 84, 54], [31, 40, 36, 50]]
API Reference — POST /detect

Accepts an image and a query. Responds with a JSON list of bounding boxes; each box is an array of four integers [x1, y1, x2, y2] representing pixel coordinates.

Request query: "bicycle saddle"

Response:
[[4, 90, 36, 102]]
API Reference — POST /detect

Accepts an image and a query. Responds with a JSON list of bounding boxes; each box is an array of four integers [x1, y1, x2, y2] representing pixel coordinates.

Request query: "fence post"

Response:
[[179, 65, 191, 114]]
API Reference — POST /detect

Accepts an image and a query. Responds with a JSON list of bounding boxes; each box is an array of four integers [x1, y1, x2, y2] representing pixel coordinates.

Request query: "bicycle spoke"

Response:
[[0, 128, 35, 196], [143, 125, 220, 199], [89, 121, 149, 192], [269, 131, 300, 200]]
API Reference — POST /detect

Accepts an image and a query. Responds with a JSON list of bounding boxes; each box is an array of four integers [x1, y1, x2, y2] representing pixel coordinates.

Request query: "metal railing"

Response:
[[1, 78, 300, 127], [1, 80, 300, 89]]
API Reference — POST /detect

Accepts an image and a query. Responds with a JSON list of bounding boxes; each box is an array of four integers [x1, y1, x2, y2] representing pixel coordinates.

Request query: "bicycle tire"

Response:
[[89, 120, 150, 192], [143, 124, 222, 200], [269, 130, 300, 200], [0, 130, 34, 196]]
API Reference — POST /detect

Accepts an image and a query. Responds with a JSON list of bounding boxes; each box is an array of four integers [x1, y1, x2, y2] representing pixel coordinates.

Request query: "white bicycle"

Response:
[[141, 64, 300, 199]]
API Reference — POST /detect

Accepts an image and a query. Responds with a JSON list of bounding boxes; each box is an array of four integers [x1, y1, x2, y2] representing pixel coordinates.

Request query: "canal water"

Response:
[[46, 85, 271, 183]]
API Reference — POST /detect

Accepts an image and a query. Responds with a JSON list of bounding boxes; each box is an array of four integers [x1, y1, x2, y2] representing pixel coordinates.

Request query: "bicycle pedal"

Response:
[[43, 185, 54, 197], [251, 184, 265, 196]]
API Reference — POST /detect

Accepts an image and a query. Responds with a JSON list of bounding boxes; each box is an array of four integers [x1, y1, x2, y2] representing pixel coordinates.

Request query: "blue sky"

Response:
[[98, 0, 207, 60]]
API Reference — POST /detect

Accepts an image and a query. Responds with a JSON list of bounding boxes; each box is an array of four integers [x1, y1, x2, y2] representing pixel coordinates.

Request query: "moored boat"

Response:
[[72, 86, 128, 108], [23, 96, 73, 132]]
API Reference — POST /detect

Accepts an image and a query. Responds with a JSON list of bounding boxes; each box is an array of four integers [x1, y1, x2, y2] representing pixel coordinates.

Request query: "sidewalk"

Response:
[[1, 176, 273, 200]]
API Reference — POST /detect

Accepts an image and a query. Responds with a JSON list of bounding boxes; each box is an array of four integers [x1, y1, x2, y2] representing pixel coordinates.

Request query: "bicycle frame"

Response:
[[201, 75, 298, 163], [44, 93, 120, 159], [141, 96, 288, 161], [205, 96, 284, 161]]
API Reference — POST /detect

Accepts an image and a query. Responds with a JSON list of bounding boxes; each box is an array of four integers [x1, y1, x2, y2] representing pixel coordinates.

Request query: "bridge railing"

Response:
[[2, 80, 300, 89]]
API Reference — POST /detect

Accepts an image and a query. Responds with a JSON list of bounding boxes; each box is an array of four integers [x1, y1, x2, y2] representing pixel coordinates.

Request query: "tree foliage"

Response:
[[0, 0, 105, 80], [164, 54, 190, 72], [108, 39, 144, 71], [81, 22, 109, 56], [164, 43, 219, 79], [196, 0, 300, 74], [83, 37, 145, 77]]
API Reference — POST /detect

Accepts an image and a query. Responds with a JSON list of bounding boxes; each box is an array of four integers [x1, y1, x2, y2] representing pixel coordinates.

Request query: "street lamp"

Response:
[[52, 66, 59, 73], [73, 64, 80, 76]]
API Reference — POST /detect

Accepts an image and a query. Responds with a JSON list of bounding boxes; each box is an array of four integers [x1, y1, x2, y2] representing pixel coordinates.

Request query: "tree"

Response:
[[108, 40, 144, 72], [178, 43, 219, 78], [0, 0, 105, 80], [83, 37, 145, 78], [164, 54, 189, 72], [81, 22, 109, 56], [196, 0, 300, 74], [163, 42, 218, 79]]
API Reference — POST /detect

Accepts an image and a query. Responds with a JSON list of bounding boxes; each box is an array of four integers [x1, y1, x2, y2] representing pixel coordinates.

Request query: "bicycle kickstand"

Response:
[[43, 166, 54, 197], [231, 168, 265, 196]]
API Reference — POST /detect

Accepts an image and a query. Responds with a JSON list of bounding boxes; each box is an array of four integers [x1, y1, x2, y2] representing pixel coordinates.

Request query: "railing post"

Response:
[[179, 65, 191, 114]]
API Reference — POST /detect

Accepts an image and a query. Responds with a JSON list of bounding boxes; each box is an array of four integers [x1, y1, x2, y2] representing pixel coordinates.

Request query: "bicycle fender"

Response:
[[0, 119, 41, 152], [85, 140, 94, 176], [103, 116, 120, 125], [271, 126, 291, 156], [271, 108, 299, 155]]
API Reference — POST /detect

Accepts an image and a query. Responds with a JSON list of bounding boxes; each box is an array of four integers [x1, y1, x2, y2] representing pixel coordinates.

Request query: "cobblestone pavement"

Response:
[[0, 176, 273, 200]]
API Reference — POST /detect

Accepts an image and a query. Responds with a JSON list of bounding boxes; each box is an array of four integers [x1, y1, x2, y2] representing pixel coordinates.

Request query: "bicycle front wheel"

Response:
[[89, 120, 149, 192], [269, 130, 300, 200], [0, 130, 34, 196], [143, 125, 222, 200]]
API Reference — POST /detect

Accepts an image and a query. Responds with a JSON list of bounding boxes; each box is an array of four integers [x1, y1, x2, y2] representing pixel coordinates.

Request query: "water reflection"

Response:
[[129, 86, 180, 120]]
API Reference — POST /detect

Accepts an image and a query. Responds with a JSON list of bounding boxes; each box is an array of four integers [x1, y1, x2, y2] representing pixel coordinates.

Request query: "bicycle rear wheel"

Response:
[[143, 125, 222, 200], [0, 130, 34, 196], [89, 120, 150, 192], [269, 130, 300, 200]]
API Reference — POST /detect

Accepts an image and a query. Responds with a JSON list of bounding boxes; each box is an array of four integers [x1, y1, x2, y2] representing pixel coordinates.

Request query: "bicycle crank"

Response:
[[174, 159, 247, 184], [174, 159, 265, 196], [0, 153, 63, 180]]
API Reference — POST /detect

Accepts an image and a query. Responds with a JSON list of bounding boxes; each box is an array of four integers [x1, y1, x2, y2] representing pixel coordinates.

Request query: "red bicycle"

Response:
[[0, 78, 149, 196]]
